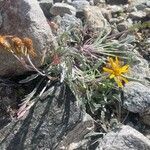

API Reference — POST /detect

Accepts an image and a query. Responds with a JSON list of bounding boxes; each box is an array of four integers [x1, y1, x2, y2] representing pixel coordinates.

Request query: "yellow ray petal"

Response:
[[115, 56, 120, 67], [103, 67, 113, 74], [109, 74, 115, 79], [120, 65, 129, 73], [114, 77, 123, 87], [108, 57, 115, 68]]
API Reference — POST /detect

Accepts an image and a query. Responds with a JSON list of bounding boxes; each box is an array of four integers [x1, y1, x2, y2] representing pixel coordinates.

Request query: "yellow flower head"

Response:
[[103, 56, 129, 87]]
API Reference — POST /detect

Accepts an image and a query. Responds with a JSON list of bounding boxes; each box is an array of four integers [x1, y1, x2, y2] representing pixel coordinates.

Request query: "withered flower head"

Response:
[[22, 38, 37, 57], [23, 38, 33, 49], [11, 37, 24, 55], [12, 37, 23, 47], [0, 35, 11, 49]]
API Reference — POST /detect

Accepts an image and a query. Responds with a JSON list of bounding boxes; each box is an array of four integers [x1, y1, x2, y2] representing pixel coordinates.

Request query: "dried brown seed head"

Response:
[[12, 37, 23, 47], [22, 38, 33, 49], [0, 35, 11, 49], [22, 38, 37, 57]]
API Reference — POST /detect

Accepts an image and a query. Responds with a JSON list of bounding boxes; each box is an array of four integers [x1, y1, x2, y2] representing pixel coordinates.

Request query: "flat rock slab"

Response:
[[0, 84, 94, 150], [0, 0, 57, 76]]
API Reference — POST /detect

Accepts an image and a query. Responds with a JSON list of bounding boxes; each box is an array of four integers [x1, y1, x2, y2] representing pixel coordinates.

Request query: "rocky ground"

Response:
[[0, 0, 150, 149]]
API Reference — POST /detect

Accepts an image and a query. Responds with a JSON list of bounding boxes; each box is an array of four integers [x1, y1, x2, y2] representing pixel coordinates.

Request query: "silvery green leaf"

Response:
[[84, 132, 105, 139], [19, 74, 39, 83], [120, 35, 136, 44]]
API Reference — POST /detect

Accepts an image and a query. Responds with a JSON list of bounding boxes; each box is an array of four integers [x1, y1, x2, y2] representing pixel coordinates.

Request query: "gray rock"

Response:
[[71, 0, 90, 13], [129, 11, 147, 19], [135, 4, 147, 10], [61, 14, 82, 30], [125, 5, 138, 13], [0, 0, 57, 76], [0, 84, 94, 149], [0, 79, 22, 129], [123, 82, 150, 113], [51, 14, 82, 35], [97, 125, 150, 150], [50, 3, 76, 16], [0, 12, 2, 28], [146, 38, 150, 44], [117, 21, 131, 32], [93, 0, 105, 5], [130, 0, 148, 5], [101, 8, 112, 21], [53, 0, 63, 2], [109, 18, 120, 24], [58, 113, 94, 149], [130, 56, 150, 80], [38, 0, 53, 19], [141, 108, 150, 126], [117, 23, 128, 32], [83, 6, 111, 33], [63, 0, 72, 3], [105, 0, 129, 5], [108, 5, 124, 14], [146, 1, 150, 7], [144, 8, 150, 17]]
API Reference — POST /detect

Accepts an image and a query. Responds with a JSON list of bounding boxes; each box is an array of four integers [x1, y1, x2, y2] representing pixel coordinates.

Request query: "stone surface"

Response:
[[0, 0, 57, 76], [60, 14, 82, 31], [144, 8, 150, 17], [54, 0, 63, 3], [130, 56, 150, 80], [97, 125, 150, 150], [93, 0, 105, 5], [50, 3, 76, 16], [64, 0, 72, 3], [100, 8, 112, 21], [0, 78, 22, 129], [130, 0, 149, 5], [129, 11, 147, 19], [123, 82, 150, 113], [71, 0, 90, 13], [0, 83, 94, 149], [135, 4, 147, 10], [51, 13, 82, 35], [141, 108, 150, 126], [109, 18, 120, 24], [38, 0, 53, 19], [117, 22, 129, 32], [83, 6, 111, 33], [146, 1, 150, 7], [58, 113, 94, 149], [108, 5, 124, 14], [105, 0, 130, 5], [0, 12, 2, 28]]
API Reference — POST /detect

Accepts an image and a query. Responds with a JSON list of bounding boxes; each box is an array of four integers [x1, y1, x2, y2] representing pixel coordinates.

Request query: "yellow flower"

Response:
[[103, 57, 129, 87]]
